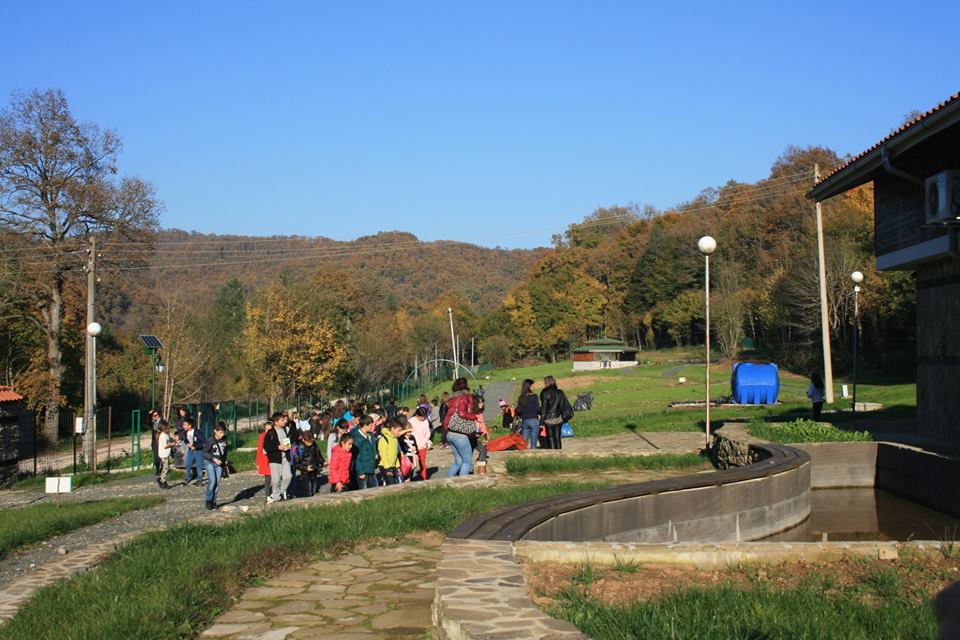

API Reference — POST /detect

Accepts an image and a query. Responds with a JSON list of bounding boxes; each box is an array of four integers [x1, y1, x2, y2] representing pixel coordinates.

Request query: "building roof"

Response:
[[573, 338, 637, 353], [808, 91, 960, 201], [0, 386, 23, 403]]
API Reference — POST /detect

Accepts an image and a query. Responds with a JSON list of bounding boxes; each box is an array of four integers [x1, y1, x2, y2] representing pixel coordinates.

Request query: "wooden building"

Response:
[[572, 339, 639, 371], [809, 92, 960, 447]]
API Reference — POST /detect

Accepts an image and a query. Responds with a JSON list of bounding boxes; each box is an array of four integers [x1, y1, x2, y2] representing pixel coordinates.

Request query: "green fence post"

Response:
[[231, 400, 238, 449], [131, 409, 141, 468]]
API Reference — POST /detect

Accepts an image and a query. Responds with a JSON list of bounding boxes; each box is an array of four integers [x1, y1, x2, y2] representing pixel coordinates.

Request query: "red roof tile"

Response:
[[816, 91, 960, 185], [0, 386, 23, 402]]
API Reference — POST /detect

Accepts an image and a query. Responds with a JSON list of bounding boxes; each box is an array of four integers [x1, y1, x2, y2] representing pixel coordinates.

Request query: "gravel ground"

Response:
[[0, 470, 269, 589]]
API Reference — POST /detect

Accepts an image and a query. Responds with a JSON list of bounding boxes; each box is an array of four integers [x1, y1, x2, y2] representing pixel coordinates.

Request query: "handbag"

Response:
[[561, 422, 575, 438], [448, 411, 477, 435]]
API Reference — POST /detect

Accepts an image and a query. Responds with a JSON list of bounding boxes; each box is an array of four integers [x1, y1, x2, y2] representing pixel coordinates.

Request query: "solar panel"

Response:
[[139, 335, 163, 349]]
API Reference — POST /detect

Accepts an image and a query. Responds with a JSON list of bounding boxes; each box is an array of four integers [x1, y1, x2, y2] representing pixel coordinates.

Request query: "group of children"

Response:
[[151, 412, 230, 510], [253, 392, 493, 502]]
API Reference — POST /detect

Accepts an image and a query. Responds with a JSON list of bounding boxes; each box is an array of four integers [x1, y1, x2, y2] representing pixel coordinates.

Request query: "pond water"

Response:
[[762, 488, 960, 542]]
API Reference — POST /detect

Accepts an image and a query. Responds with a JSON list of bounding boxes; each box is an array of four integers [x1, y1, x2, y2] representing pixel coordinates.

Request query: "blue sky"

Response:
[[3, 1, 958, 248]]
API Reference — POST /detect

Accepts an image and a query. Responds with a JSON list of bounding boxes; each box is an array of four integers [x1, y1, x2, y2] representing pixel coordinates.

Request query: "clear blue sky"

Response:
[[3, 1, 958, 249]]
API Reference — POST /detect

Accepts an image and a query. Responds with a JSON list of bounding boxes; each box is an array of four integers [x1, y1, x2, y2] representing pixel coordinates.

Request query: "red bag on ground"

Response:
[[486, 433, 528, 452]]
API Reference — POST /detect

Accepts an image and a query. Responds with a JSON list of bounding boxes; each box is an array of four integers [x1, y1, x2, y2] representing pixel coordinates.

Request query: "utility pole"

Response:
[[471, 337, 475, 368], [447, 308, 458, 380], [83, 237, 97, 465], [814, 164, 835, 404]]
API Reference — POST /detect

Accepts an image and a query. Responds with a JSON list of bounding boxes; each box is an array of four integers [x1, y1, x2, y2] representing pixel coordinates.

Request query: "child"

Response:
[[398, 424, 420, 482], [377, 420, 403, 485], [295, 431, 324, 497], [350, 415, 378, 490], [156, 421, 176, 489], [408, 406, 431, 481], [202, 422, 229, 510], [807, 372, 826, 421], [182, 419, 205, 485], [472, 395, 490, 475], [328, 433, 353, 493], [256, 420, 273, 503]]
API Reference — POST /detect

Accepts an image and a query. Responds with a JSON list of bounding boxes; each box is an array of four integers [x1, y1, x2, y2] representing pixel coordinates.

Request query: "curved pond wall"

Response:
[[453, 443, 811, 544]]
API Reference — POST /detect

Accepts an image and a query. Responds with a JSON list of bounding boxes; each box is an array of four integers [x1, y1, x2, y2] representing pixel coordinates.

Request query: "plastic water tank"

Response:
[[731, 363, 779, 405]]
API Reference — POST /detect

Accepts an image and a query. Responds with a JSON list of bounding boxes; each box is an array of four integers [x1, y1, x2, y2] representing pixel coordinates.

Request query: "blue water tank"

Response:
[[731, 363, 779, 405]]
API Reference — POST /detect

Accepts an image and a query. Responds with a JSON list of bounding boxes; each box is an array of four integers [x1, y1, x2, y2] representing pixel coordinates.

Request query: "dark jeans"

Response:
[[545, 423, 562, 450], [812, 402, 824, 421], [299, 472, 319, 497], [381, 468, 399, 485], [355, 473, 378, 490]]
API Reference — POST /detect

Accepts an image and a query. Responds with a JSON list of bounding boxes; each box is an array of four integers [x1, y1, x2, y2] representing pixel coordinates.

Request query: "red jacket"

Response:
[[256, 431, 270, 476], [328, 444, 352, 485], [442, 391, 480, 431]]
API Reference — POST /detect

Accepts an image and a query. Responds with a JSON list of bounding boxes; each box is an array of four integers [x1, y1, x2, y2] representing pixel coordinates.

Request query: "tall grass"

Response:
[[0, 482, 604, 640], [505, 453, 708, 476], [0, 496, 165, 559]]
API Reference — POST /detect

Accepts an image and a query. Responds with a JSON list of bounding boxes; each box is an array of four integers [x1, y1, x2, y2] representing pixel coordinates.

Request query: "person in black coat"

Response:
[[539, 375, 573, 450]]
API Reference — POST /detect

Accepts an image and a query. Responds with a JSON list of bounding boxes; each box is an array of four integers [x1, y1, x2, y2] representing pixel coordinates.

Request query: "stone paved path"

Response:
[[203, 533, 443, 640]]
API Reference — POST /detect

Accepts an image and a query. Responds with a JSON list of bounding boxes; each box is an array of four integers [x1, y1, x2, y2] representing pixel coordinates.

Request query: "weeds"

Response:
[[506, 453, 708, 476], [746, 418, 871, 443]]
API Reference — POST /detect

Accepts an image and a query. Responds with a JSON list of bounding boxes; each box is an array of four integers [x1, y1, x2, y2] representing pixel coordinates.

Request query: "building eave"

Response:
[[808, 94, 960, 202]]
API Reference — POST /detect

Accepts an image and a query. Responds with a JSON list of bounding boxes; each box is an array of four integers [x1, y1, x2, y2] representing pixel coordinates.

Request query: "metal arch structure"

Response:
[[402, 359, 479, 398]]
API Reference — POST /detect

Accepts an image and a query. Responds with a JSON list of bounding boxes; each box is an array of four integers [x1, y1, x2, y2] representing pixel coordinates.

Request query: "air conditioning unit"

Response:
[[924, 170, 960, 224]]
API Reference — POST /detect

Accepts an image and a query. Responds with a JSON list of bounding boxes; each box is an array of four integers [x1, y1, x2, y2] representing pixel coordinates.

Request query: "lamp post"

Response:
[[698, 236, 717, 449], [851, 271, 863, 412], [84, 321, 101, 465]]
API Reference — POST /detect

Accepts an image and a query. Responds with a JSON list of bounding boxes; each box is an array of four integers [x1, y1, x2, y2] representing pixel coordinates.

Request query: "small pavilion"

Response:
[[572, 339, 639, 371]]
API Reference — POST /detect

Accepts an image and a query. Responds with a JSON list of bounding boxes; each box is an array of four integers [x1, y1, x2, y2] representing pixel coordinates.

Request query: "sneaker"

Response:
[[156, 478, 163, 488], [266, 496, 275, 504], [205, 500, 215, 510]]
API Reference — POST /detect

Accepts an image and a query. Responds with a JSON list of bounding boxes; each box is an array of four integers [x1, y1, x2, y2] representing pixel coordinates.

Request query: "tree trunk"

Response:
[[42, 276, 65, 443]]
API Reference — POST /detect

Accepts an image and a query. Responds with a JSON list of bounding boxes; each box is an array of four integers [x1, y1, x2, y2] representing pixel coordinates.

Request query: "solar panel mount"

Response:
[[139, 335, 163, 349]]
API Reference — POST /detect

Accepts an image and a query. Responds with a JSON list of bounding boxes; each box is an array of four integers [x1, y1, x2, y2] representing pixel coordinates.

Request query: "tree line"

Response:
[[1, 89, 914, 443]]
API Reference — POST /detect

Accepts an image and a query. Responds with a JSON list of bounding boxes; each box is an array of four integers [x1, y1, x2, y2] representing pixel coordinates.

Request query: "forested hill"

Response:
[[119, 229, 545, 328]]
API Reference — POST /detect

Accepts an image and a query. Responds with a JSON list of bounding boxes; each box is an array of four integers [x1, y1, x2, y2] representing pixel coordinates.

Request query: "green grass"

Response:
[[505, 453, 709, 476], [746, 418, 872, 443], [410, 354, 917, 441], [0, 482, 606, 640], [551, 577, 935, 639], [0, 496, 165, 560], [5, 468, 185, 491]]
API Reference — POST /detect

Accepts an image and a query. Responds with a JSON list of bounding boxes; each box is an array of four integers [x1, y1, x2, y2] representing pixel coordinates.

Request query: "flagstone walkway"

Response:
[[202, 533, 444, 640]]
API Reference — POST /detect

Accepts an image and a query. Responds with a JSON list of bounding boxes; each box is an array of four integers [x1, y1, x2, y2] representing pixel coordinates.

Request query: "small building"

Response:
[[0, 386, 25, 484], [572, 339, 639, 371], [809, 91, 960, 447]]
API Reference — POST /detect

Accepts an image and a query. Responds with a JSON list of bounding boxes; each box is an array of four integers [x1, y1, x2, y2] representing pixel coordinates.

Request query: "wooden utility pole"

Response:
[[814, 164, 835, 404], [83, 237, 97, 465]]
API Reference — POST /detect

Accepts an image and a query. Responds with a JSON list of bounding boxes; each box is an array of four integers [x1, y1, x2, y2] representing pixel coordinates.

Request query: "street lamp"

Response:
[[851, 271, 864, 412], [84, 321, 101, 466], [698, 236, 717, 449]]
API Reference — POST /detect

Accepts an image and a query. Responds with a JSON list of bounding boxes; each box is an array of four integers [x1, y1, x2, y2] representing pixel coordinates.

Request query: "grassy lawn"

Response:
[[407, 352, 916, 441], [505, 453, 709, 476], [0, 482, 606, 640], [0, 496, 165, 560], [545, 554, 949, 640]]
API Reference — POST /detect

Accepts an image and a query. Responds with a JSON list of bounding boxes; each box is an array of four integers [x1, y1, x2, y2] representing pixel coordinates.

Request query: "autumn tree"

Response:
[[243, 281, 347, 412], [0, 89, 159, 440]]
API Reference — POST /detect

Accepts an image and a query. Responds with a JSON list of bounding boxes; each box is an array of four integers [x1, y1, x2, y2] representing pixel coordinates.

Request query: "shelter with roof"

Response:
[[809, 91, 960, 447], [572, 338, 638, 371], [0, 386, 25, 483]]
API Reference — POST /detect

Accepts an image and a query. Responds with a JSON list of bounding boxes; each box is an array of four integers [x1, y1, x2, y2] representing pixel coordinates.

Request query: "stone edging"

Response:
[[433, 538, 585, 640]]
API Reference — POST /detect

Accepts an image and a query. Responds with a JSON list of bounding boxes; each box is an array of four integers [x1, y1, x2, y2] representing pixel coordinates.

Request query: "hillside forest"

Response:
[[0, 90, 914, 441]]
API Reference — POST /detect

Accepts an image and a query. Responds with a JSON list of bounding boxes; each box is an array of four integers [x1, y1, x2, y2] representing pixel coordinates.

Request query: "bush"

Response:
[[747, 418, 871, 443]]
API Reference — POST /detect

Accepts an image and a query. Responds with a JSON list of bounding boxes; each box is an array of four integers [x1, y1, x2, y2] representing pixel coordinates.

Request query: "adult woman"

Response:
[[516, 378, 540, 449], [443, 377, 480, 476], [539, 375, 573, 450]]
